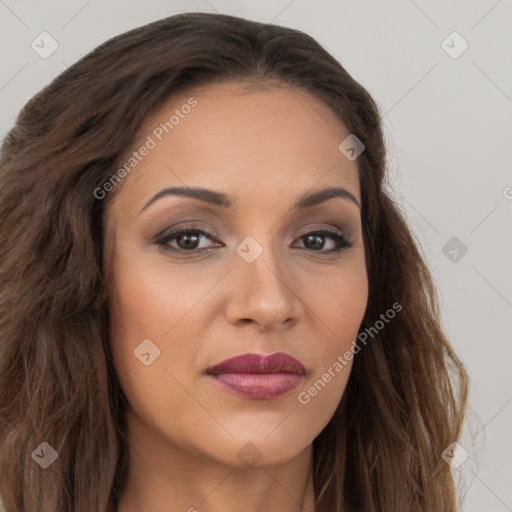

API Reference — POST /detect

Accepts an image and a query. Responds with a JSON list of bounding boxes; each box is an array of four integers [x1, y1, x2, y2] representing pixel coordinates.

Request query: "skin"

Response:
[[105, 81, 368, 512]]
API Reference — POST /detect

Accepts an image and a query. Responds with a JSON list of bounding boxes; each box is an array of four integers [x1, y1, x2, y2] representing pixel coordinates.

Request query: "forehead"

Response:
[[109, 81, 360, 215]]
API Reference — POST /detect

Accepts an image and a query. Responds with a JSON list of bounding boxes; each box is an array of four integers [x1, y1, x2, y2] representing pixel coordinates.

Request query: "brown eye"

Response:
[[295, 229, 354, 254], [156, 228, 221, 253]]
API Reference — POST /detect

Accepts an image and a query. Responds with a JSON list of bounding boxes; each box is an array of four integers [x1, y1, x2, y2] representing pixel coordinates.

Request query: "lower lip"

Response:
[[208, 373, 304, 400]]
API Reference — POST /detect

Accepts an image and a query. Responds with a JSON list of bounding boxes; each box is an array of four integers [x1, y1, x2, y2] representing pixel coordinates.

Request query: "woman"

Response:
[[0, 11, 468, 512]]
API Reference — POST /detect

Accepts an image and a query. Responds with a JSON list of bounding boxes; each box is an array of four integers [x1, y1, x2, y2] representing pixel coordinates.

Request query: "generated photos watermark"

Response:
[[298, 301, 402, 405], [93, 97, 198, 200]]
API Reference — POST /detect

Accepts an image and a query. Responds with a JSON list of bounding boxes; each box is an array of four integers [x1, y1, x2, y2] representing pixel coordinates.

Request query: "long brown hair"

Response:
[[0, 12, 468, 511]]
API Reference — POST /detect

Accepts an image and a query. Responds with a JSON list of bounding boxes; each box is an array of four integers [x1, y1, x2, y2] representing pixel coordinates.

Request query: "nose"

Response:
[[224, 245, 303, 332]]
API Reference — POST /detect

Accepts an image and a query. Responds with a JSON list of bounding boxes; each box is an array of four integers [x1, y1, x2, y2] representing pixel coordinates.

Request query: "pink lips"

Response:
[[205, 352, 306, 400]]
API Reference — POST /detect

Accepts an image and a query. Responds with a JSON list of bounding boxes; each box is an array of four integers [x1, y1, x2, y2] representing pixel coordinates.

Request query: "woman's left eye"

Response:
[[295, 229, 354, 253], [155, 227, 354, 255]]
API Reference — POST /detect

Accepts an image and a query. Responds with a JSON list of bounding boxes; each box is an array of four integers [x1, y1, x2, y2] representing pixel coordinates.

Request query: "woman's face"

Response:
[[105, 81, 368, 467]]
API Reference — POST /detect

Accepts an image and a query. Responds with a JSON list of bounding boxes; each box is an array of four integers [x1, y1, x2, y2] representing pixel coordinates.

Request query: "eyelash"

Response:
[[154, 225, 354, 256]]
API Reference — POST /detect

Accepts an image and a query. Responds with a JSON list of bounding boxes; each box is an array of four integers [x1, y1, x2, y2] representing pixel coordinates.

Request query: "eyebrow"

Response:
[[139, 185, 360, 214]]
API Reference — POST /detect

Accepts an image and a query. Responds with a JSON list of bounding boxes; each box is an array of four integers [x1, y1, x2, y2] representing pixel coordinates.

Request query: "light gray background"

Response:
[[1, 1, 511, 510]]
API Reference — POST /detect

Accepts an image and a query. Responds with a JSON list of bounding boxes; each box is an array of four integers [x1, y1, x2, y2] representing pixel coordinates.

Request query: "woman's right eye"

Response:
[[155, 228, 221, 254]]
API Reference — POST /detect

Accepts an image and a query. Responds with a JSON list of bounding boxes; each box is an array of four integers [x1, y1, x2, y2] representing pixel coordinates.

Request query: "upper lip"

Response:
[[206, 352, 306, 375]]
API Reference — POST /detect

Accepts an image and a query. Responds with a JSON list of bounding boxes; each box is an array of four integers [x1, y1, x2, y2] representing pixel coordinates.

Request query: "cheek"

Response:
[[106, 256, 207, 445], [297, 257, 368, 407], [108, 248, 208, 342], [306, 254, 368, 346], [107, 250, 216, 407], [107, 251, 176, 393]]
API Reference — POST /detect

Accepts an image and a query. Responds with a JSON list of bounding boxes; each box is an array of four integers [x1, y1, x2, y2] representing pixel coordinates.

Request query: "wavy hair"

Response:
[[0, 11, 468, 512]]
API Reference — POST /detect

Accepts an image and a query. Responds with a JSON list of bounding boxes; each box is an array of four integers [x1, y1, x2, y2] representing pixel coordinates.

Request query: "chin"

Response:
[[193, 430, 314, 470]]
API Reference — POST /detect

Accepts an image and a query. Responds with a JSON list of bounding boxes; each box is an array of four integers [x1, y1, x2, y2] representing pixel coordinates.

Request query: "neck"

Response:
[[117, 409, 316, 512]]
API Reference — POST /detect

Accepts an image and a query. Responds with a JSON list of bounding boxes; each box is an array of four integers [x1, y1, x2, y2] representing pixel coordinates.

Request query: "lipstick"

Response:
[[205, 352, 306, 400]]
